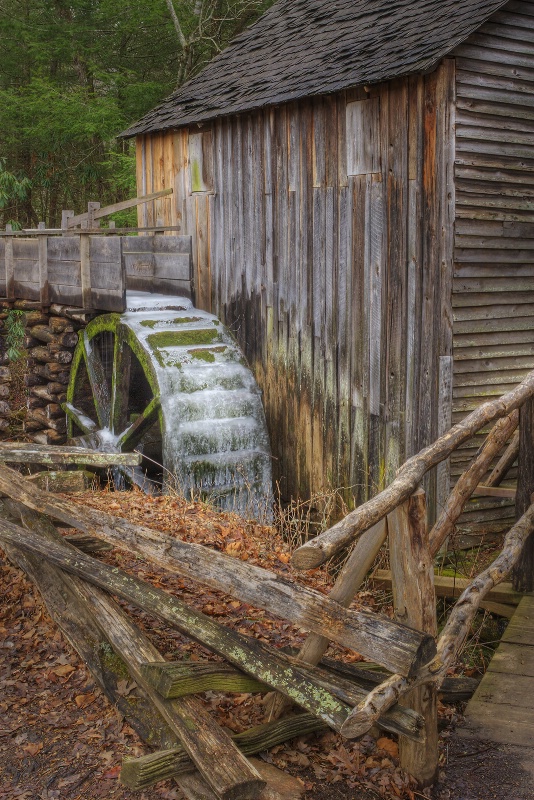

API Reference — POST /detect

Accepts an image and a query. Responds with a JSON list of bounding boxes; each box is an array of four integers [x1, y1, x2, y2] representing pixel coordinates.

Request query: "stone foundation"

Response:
[[0, 300, 95, 443]]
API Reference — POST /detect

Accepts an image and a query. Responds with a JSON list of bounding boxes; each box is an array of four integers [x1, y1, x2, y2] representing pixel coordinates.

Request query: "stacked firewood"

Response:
[[0, 315, 12, 433], [23, 306, 86, 445]]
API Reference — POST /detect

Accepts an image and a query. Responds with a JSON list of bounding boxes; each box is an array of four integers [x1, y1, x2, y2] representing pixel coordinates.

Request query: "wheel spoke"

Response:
[[82, 331, 111, 429], [68, 433, 102, 450], [116, 397, 161, 452], [63, 403, 98, 436], [111, 328, 132, 434]]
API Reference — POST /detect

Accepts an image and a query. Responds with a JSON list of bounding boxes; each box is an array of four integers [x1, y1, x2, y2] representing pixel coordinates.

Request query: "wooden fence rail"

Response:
[[1, 370, 534, 791]]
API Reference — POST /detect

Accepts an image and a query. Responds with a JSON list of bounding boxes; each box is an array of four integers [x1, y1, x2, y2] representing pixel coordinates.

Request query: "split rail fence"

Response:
[[0, 190, 192, 312], [0, 370, 533, 794]]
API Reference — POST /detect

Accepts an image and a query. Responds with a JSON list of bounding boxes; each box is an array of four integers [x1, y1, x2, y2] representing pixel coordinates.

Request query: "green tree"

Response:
[[0, 0, 273, 228]]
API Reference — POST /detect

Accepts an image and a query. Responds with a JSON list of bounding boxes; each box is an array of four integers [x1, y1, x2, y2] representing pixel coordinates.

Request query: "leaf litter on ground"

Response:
[[0, 486, 459, 799]]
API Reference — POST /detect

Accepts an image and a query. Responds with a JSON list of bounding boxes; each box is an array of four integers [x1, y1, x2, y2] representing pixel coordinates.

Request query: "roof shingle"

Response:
[[121, 0, 509, 137]]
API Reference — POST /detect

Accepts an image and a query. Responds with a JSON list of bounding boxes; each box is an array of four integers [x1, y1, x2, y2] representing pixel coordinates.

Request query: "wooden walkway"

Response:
[[463, 595, 534, 746]]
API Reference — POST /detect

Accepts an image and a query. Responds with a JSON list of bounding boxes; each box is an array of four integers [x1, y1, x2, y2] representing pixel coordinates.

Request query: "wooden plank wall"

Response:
[[452, 0, 534, 538], [136, 63, 455, 509]]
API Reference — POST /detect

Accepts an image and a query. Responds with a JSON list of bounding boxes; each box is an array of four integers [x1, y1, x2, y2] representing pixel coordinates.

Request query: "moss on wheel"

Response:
[[147, 329, 219, 349]]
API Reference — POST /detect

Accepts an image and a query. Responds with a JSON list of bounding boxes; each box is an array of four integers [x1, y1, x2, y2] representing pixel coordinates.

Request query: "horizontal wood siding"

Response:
[[452, 0, 534, 536], [137, 65, 454, 509]]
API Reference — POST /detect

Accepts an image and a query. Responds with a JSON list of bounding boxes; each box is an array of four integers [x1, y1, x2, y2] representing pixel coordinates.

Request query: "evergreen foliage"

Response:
[[0, 0, 272, 228]]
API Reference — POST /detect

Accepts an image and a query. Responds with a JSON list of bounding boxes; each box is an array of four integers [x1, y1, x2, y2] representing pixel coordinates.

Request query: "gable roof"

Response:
[[122, 0, 510, 137]]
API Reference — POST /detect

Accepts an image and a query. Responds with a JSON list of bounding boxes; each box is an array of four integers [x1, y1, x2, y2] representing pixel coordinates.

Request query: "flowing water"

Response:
[[122, 293, 273, 522]]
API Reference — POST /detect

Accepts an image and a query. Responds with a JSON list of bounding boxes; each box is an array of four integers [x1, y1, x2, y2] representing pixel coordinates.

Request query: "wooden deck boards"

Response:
[[462, 595, 534, 746]]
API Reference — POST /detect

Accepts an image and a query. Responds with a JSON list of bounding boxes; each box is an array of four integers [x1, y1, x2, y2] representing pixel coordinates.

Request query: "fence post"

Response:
[[387, 488, 438, 786], [37, 222, 49, 307], [5, 225, 14, 300], [61, 210, 74, 235], [87, 201, 101, 230], [513, 397, 534, 592], [80, 233, 91, 309]]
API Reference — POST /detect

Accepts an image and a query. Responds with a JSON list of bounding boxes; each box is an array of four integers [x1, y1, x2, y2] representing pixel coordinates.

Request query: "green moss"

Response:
[[188, 345, 227, 363], [189, 349, 215, 363], [191, 159, 202, 193], [140, 317, 203, 329], [99, 642, 130, 679], [190, 459, 219, 483], [147, 329, 218, 349]]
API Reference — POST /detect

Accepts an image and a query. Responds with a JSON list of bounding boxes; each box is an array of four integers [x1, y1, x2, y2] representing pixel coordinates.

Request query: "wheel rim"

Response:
[[65, 314, 162, 492], [65, 301, 273, 520]]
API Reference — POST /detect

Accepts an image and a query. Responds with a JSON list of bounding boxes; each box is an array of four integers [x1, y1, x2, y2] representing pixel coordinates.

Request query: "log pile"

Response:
[[0, 311, 12, 432], [0, 300, 94, 441], [21, 304, 93, 445]]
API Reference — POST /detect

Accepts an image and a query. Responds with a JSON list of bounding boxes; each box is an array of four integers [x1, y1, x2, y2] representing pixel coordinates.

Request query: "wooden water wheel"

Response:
[[65, 297, 273, 518]]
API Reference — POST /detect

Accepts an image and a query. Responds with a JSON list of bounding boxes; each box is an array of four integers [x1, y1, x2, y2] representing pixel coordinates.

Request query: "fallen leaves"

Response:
[[22, 741, 43, 756], [74, 692, 95, 708], [376, 737, 399, 759], [0, 488, 423, 799], [52, 664, 75, 678]]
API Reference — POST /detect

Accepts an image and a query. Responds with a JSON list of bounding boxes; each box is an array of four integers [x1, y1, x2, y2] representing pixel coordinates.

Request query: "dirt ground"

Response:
[[0, 488, 512, 800]]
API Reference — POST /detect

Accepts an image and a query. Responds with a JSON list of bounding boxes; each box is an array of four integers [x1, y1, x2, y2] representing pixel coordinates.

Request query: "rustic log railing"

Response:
[[282, 368, 534, 783], [0, 371, 534, 792]]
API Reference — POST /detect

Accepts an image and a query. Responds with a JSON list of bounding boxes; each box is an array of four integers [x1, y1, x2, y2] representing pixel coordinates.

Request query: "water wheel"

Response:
[[65, 294, 273, 520]]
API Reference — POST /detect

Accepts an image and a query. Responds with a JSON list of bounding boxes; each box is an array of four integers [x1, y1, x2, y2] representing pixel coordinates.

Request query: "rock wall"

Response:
[[0, 301, 92, 443]]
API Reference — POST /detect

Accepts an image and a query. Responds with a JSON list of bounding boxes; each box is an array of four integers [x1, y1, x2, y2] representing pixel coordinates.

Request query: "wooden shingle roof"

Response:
[[121, 0, 510, 137]]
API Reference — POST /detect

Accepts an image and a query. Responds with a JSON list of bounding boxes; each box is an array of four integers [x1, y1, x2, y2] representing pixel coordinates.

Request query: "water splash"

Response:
[[122, 293, 273, 522]]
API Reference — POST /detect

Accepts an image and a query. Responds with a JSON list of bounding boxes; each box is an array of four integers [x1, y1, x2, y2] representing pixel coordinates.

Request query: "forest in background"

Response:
[[0, 0, 272, 229]]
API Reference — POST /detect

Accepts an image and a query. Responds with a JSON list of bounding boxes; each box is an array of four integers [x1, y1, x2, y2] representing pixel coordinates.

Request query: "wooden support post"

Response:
[[436, 355, 453, 526], [87, 201, 101, 230], [513, 398, 534, 592], [80, 233, 91, 308], [429, 412, 519, 557], [265, 519, 387, 720], [486, 429, 520, 488], [61, 209, 74, 232], [37, 222, 49, 306], [387, 488, 438, 786], [5, 224, 14, 300]]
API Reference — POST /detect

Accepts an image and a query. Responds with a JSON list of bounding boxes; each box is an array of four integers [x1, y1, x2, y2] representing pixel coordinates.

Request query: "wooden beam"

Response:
[[486, 429, 520, 487], [514, 398, 534, 592], [372, 570, 526, 606], [388, 489, 438, 786], [5, 225, 14, 299], [11, 505, 264, 800], [0, 225, 183, 236], [0, 443, 141, 466], [265, 519, 388, 721], [120, 714, 326, 791], [473, 485, 516, 499], [141, 661, 268, 698], [79, 233, 91, 309], [66, 189, 173, 228], [37, 222, 49, 306], [0, 465, 435, 678], [429, 412, 519, 555]]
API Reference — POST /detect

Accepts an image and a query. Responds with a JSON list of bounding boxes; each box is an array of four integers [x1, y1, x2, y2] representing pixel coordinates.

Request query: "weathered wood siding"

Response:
[[452, 0, 534, 537], [135, 64, 455, 508]]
